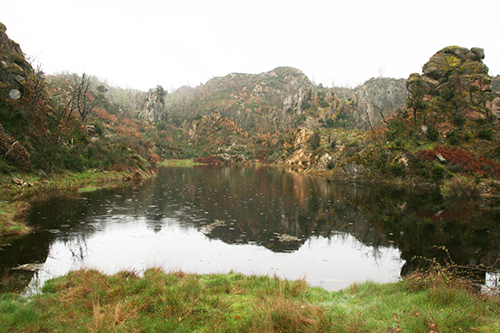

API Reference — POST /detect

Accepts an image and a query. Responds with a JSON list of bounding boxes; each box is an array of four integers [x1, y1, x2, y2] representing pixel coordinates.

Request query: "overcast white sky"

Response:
[[2, 0, 499, 92]]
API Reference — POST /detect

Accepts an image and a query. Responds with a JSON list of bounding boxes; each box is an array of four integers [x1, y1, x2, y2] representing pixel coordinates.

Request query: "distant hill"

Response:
[[163, 67, 407, 133]]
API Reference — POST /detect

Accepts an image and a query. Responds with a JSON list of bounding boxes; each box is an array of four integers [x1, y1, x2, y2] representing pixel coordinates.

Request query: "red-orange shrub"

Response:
[[416, 145, 500, 179], [193, 155, 223, 165]]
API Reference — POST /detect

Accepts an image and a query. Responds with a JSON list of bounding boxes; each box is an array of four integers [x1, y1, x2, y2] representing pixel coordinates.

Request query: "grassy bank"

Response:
[[158, 159, 202, 167], [0, 169, 147, 240], [0, 159, 202, 239], [0, 268, 498, 332]]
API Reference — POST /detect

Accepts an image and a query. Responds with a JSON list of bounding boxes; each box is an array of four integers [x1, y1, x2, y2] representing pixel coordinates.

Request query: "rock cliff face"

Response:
[[165, 67, 408, 134], [0, 23, 34, 171], [0, 23, 31, 87], [406, 46, 499, 121], [349, 77, 407, 128], [165, 67, 316, 133]]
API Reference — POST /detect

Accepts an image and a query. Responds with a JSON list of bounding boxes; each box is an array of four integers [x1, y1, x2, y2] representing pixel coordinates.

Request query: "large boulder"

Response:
[[407, 46, 498, 120]]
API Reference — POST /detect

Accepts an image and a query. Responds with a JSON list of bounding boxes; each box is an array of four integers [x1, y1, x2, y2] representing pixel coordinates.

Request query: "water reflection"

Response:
[[1, 166, 499, 294]]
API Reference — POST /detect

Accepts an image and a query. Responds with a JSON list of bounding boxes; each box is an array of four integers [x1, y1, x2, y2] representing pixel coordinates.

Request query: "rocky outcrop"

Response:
[[0, 22, 31, 87], [166, 67, 316, 133], [142, 85, 167, 122], [354, 77, 407, 127], [283, 128, 313, 168], [406, 46, 498, 120]]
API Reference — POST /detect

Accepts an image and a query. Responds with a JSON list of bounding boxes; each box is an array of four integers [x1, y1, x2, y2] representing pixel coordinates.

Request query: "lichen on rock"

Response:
[[407, 46, 498, 121]]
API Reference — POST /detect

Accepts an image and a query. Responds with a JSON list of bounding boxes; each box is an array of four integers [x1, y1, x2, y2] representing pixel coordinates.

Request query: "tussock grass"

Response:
[[1, 268, 499, 332], [0, 200, 31, 242]]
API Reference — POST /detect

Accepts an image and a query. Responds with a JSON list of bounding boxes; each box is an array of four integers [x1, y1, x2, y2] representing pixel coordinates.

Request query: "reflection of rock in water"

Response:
[[0, 229, 51, 293], [11, 262, 45, 271], [200, 219, 226, 235], [278, 234, 301, 242], [0, 268, 36, 294]]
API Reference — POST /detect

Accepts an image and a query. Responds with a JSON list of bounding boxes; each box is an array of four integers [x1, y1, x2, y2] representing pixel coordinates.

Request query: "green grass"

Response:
[[0, 268, 498, 332], [159, 159, 202, 167], [0, 200, 31, 242]]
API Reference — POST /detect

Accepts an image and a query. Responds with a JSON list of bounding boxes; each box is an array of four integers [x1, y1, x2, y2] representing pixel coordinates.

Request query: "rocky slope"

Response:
[[0, 22, 160, 174], [0, 23, 31, 87], [164, 67, 407, 134], [283, 46, 500, 198], [0, 23, 36, 172]]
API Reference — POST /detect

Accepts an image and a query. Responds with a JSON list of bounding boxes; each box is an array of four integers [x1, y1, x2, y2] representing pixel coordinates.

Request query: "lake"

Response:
[[1, 165, 499, 294]]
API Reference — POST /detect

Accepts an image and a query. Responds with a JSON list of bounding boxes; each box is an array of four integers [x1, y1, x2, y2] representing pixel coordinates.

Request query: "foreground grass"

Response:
[[0, 268, 498, 332]]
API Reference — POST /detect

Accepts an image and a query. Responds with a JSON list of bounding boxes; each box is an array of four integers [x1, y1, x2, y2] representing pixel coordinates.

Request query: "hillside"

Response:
[[163, 67, 407, 133], [2, 19, 500, 198], [281, 46, 500, 202], [0, 23, 168, 175]]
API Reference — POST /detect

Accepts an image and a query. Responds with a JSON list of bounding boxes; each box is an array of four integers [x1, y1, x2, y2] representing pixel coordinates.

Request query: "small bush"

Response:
[[441, 176, 476, 198], [385, 118, 408, 142], [255, 149, 269, 163], [90, 121, 105, 136], [477, 128, 493, 141], [440, 87, 455, 102], [476, 118, 486, 126], [193, 155, 223, 165], [426, 126, 440, 141], [446, 163, 461, 173], [490, 145, 500, 158], [0, 158, 15, 173], [446, 130, 460, 145], [155, 121, 169, 132], [308, 132, 321, 150], [432, 162, 446, 180], [388, 162, 406, 177], [0, 132, 32, 171], [452, 114, 466, 127]]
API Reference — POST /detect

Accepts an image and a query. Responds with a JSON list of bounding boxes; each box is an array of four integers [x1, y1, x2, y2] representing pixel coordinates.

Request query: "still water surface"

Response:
[[2, 166, 499, 293]]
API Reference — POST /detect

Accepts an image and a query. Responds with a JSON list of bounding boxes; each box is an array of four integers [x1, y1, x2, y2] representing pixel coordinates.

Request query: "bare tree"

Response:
[[62, 73, 97, 122], [25, 63, 48, 112]]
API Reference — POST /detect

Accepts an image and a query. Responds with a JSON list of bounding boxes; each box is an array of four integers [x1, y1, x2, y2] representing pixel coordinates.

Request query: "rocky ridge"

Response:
[[165, 67, 407, 134], [282, 46, 500, 195]]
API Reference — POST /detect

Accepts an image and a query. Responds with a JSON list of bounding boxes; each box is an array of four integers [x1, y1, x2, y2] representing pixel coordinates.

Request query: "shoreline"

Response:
[[3, 159, 499, 243], [1, 267, 498, 332], [0, 168, 154, 242], [1, 161, 499, 331]]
